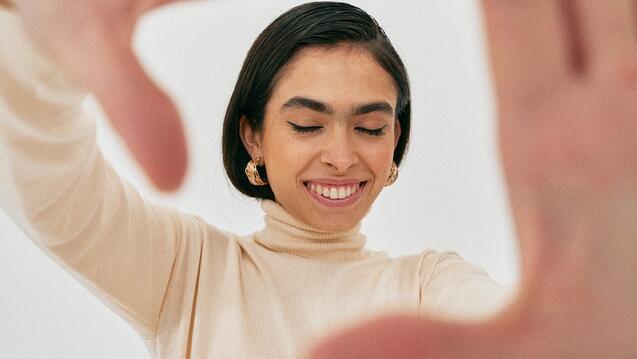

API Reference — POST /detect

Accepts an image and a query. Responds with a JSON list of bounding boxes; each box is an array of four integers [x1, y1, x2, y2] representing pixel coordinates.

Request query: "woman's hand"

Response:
[[10, 0, 189, 191], [311, 1, 637, 357]]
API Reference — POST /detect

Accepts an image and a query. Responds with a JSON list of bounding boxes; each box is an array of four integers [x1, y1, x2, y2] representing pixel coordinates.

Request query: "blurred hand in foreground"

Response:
[[311, 1, 637, 357], [9, 0, 189, 191]]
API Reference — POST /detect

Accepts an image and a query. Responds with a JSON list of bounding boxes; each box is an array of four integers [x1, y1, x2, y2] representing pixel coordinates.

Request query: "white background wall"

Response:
[[0, 1, 519, 357]]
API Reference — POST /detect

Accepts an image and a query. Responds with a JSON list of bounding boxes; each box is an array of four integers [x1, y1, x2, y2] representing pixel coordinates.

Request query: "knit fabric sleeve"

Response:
[[419, 251, 515, 321], [0, 8, 202, 338]]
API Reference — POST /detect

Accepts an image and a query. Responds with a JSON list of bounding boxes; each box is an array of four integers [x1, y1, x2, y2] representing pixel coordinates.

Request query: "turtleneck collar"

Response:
[[253, 200, 368, 261]]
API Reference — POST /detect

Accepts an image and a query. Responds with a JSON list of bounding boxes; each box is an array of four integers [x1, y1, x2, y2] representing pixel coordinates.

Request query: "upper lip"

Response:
[[304, 178, 367, 186]]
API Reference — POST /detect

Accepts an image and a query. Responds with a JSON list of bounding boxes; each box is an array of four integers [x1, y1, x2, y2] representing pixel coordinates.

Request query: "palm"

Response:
[[312, 1, 637, 358], [12, 0, 188, 190]]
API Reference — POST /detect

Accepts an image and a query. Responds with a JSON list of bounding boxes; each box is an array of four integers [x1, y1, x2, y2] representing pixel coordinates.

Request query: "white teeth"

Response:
[[338, 187, 346, 199], [308, 182, 363, 200], [329, 188, 338, 199]]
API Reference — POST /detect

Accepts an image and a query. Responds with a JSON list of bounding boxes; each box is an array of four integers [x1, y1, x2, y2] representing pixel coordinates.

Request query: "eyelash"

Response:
[[287, 122, 387, 136], [358, 126, 387, 137], [289, 123, 322, 133]]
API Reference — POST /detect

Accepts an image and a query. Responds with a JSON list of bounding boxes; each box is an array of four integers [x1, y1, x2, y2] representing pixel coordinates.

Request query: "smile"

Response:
[[303, 181, 367, 207]]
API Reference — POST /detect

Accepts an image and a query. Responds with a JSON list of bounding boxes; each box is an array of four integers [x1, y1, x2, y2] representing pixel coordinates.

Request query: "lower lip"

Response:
[[304, 182, 367, 208]]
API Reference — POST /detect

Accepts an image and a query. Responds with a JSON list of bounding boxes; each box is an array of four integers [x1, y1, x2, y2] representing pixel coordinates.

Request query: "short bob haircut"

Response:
[[223, 1, 411, 201]]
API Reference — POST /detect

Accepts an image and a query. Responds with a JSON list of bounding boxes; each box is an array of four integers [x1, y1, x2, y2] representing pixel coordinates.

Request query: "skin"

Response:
[[9, 0, 188, 191], [240, 45, 401, 231], [5, 0, 637, 357]]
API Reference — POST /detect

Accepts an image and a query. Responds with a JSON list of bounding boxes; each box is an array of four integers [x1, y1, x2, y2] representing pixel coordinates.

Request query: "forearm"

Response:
[[420, 252, 513, 320], [0, 8, 95, 224]]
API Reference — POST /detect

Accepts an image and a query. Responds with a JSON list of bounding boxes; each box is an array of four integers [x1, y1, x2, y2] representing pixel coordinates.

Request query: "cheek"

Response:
[[262, 133, 312, 183], [359, 139, 395, 167]]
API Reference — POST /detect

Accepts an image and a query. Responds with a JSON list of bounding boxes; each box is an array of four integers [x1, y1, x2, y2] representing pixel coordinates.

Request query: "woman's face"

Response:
[[241, 45, 401, 231]]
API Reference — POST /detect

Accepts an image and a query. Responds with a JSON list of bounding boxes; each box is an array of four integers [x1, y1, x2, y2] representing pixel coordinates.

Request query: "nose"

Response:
[[320, 128, 359, 173]]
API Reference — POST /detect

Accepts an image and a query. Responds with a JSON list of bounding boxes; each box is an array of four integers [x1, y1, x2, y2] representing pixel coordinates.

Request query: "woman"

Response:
[[2, 0, 636, 358], [0, 1, 508, 358]]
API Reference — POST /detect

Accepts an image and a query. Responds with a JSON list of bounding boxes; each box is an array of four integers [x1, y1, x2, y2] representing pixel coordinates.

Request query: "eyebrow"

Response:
[[281, 96, 394, 117], [281, 97, 334, 114], [353, 102, 394, 116]]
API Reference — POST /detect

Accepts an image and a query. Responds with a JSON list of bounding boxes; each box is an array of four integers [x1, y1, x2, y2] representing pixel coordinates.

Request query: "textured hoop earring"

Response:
[[245, 157, 268, 186], [384, 162, 399, 187]]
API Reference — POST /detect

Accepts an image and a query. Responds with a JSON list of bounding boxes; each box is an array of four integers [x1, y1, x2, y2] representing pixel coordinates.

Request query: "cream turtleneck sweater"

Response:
[[0, 8, 509, 358]]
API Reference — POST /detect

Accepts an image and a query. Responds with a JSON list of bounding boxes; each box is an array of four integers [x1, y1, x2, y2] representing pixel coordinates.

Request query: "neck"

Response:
[[254, 200, 368, 261]]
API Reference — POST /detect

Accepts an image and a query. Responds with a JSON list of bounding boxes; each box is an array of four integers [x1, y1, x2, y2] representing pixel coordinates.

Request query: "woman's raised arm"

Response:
[[0, 5, 203, 338]]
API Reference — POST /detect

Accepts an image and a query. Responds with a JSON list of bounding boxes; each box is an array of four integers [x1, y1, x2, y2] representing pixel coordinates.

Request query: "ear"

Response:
[[240, 116, 263, 159], [393, 119, 402, 150]]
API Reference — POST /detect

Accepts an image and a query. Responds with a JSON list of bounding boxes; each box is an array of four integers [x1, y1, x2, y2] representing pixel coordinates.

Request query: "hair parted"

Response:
[[222, 1, 411, 200]]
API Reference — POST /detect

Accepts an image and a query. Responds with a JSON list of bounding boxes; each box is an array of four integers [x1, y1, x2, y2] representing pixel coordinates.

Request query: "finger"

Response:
[[309, 316, 460, 359], [308, 315, 515, 359], [91, 47, 188, 191], [571, 0, 637, 75], [481, 0, 571, 110]]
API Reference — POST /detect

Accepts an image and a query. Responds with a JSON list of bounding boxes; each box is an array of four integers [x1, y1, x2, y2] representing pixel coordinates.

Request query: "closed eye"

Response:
[[355, 125, 388, 137], [288, 122, 322, 133]]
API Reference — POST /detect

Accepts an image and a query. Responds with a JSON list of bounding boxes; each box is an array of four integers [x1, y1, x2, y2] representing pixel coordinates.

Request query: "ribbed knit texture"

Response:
[[256, 200, 367, 261]]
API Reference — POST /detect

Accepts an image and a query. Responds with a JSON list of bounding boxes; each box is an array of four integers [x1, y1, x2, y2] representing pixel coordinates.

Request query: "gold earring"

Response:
[[384, 162, 398, 187], [245, 157, 268, 186]]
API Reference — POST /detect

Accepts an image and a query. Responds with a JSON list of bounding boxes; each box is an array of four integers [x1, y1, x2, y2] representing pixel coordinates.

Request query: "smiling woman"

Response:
[[239, 45, 402, 231], [221, 2, 412, 233], [222, 3, 411, 205], [0, 1, 510, 358]]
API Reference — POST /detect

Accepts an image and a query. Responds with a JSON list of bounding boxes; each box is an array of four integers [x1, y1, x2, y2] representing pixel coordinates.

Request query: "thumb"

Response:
[[308, 314, 517, 359], [90, 45, 188, 191]]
